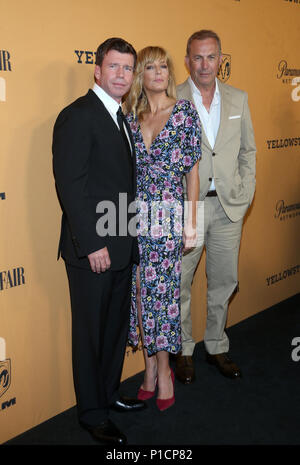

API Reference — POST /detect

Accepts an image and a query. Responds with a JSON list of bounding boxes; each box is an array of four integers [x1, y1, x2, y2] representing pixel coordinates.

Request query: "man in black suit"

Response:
[[52, 38, 145, 445]]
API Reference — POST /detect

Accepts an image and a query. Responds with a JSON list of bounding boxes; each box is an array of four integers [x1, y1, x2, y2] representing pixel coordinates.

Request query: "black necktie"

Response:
[[117, 107, 132, 158]]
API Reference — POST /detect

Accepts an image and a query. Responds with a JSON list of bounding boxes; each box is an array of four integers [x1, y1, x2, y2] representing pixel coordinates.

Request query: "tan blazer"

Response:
[[177, 78, 256, 222]]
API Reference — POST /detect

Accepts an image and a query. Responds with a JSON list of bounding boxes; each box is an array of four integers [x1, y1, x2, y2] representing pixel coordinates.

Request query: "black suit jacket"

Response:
[[52, 89, 138, 271]]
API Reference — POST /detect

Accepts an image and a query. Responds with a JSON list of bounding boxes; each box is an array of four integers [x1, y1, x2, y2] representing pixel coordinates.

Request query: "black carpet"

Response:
[[4, 293, 300, 448]]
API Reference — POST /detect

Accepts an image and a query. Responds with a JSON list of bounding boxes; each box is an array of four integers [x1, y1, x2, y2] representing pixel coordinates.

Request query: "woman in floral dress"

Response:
[[125, 46, 201, 410]]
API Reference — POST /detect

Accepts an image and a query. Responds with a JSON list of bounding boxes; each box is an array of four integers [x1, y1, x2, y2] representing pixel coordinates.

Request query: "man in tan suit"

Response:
[[176, 30, 256, 382]]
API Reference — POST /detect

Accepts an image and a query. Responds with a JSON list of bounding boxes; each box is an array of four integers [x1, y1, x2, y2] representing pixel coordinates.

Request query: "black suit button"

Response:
[[209, 177, 212, 181], [212, 152, 216, 156]]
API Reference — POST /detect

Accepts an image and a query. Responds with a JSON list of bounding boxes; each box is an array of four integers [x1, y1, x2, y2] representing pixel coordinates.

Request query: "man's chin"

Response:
[[113, 85, 129, 97], [196, 76, 215, 88]]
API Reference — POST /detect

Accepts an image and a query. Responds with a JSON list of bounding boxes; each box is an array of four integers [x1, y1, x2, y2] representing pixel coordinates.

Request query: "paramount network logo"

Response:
[[274, 200, 300, 221], [277, 60, 300, 84], [277, 60, 300, 101]]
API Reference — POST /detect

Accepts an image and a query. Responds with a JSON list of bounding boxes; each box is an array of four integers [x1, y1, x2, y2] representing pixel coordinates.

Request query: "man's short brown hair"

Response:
[[95, 37, 137, 68], [186, 30, 222, 56]]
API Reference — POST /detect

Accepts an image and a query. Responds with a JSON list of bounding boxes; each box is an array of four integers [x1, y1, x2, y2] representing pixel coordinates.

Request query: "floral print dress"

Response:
[[127, 99, 201, 356]]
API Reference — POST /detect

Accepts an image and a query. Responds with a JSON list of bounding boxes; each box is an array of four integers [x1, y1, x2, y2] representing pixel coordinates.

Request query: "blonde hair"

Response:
[[125, 46, 176, 120]]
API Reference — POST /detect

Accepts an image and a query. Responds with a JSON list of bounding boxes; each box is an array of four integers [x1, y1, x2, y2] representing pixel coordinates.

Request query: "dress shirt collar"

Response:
[[92, 83, 120, 115], [188, 77, 220, 106]]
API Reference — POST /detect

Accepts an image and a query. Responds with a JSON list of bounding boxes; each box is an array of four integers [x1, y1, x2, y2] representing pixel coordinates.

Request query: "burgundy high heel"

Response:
[[137, 378, 157, 400], [156, 369, 175, 411]]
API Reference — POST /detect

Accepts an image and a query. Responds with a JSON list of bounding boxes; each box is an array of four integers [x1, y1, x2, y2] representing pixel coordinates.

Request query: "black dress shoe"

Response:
[[206, 352, 242, 379], [110, 396, 147, 412], [83, 419, 127, 445], [175, 355, 195, 384]]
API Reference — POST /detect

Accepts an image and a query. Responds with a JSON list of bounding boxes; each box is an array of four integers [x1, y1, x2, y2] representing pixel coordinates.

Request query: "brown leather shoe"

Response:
[[206, 353, 241, 379], [175, 354, 195, 384]]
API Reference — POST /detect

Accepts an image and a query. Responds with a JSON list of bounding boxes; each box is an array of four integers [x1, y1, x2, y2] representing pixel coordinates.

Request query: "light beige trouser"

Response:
[[180, 196, 243, 355]]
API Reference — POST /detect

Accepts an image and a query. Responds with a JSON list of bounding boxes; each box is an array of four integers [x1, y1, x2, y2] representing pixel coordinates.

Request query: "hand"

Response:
[[88, 247, 111, 273], [183, 224, 197, 253]]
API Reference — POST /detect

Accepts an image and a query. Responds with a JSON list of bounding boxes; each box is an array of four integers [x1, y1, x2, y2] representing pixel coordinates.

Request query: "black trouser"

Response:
[[65, 262, 132, 426]]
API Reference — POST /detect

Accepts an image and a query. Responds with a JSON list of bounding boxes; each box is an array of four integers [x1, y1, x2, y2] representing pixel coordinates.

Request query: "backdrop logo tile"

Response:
[[266, 137, 300, 149], [0, 359, 11, 398], [0, 267, 25, 291], [74, 50, 96, 64], [0, 50, 12, 102], [274, 200, 300, 221], [266, 264, 300, 286], [218, 54, 231, 82], [277, 60, 300, 84], [0, 50, 11, 71]]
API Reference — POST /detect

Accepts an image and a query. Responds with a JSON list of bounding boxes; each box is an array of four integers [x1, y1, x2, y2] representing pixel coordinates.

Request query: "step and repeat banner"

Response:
[[1, 0, 299, 443]]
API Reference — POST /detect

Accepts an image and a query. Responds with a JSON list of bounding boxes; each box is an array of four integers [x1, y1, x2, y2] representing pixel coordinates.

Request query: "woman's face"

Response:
[[142, 58, 169, 93]]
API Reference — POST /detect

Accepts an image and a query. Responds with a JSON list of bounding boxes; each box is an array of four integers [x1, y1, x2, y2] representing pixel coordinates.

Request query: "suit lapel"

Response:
[[180, 79, 234, 152], [123, 114, 137, 194], [88, 89, 134, 162], [87, 89, 136, 193], [123, 115, 135, 159], [179, 79, 193, 101], [87, 89, 120, 137], [213, 80, 231, 151]]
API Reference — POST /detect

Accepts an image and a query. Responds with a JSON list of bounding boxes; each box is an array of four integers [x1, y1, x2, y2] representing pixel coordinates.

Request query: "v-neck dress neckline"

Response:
[[138, 101, 179, 155]]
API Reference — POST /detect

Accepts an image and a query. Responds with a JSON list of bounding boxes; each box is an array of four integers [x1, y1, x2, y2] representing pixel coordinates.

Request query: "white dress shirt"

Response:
[[93, 82, 120, 126], [188, 77, 221, 191], [92, 83, 132, 151]]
